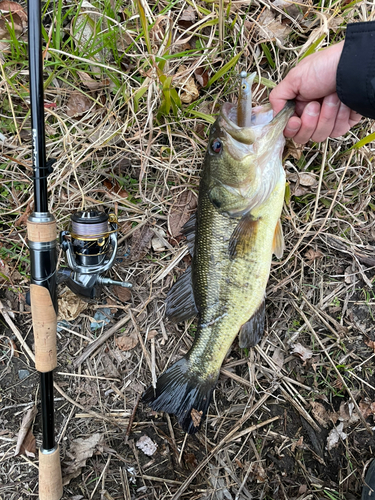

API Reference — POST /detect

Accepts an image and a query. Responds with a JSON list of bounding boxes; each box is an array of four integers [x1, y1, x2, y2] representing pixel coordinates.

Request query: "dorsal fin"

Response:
[[229, 213, 259, 259], [165, 266, 198, 323], [272, 219, 284, 259]]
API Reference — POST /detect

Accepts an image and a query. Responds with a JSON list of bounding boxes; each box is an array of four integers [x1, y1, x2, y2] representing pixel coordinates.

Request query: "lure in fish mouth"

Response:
[[143, 73, 295, 434]]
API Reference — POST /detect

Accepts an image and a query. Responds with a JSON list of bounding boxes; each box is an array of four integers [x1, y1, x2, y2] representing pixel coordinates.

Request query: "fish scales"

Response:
[[143, 73, 295, 434], [190, 177, 285, 380]]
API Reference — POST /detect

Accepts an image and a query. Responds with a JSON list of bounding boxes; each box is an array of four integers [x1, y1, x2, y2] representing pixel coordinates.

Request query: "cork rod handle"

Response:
[[39, 446, 63, 500], [30, 284, 57, 373]]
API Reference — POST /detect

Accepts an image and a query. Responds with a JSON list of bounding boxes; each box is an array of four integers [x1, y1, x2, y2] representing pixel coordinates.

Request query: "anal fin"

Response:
[[239, 298, 265, 348], [182, 213, 196, 256], [229, 213, 259, 259], [165, 266, 198, 323], [272, 219, 284, 259]]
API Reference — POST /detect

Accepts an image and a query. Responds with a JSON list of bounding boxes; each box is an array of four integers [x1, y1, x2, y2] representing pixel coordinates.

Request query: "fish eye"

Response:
[[211, 138, 222, 153]]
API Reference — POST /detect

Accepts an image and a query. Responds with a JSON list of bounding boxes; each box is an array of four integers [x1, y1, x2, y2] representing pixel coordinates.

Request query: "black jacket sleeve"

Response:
[[337, 22, 375, 119]]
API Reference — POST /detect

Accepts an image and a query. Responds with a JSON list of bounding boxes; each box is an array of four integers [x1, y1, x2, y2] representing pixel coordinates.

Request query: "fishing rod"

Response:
[[27, 0, 63, 497], [26, 1, 131, 496]]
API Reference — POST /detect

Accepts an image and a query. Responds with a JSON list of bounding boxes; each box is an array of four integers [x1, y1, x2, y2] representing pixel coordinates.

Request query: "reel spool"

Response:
[[59, 210, 131, 299]]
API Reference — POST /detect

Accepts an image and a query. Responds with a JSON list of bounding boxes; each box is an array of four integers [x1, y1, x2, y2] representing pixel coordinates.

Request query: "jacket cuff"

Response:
[[336, 22, 375, 119]]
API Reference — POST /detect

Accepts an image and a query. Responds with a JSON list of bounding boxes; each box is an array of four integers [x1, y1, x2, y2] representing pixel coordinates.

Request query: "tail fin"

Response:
[[142, 357, 218, 434]]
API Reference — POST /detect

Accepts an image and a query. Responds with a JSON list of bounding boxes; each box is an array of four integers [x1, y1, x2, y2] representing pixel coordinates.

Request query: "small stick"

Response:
[[73, 310, 130, 368], [0, 301, 35, 363], [125, 393, 141, 444]]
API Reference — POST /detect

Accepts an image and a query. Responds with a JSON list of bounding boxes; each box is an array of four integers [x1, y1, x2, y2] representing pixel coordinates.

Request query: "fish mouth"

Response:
[[220, 100, 295, 146]]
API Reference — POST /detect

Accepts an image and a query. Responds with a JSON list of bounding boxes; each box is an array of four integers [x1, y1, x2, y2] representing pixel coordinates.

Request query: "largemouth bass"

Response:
[[143, 73, 294, 434]]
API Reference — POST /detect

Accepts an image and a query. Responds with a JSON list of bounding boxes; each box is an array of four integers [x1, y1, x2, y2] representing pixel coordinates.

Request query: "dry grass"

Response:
[[1, 0, 375, 499]]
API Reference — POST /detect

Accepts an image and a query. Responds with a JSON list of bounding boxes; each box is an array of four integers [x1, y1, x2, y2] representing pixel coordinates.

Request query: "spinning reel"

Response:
[[59, 210, 132, 299]]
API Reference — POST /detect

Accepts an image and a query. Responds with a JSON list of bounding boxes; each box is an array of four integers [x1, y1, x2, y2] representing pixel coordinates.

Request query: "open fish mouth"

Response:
[[220, 101, 295, 141]]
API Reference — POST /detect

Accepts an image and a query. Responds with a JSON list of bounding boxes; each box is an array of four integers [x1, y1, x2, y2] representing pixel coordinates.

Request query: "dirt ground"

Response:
[[1, 198, 375, 499]]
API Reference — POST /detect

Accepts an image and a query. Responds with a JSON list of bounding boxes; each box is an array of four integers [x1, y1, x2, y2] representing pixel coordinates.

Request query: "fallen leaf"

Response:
[[14, 406, 37, 457], [71, 10, 108, 74], [116, 331, 138, 351], [77, 381, 99, 408], [272, 347, 284, 372], [298, 485, 308, 495], [103, 178, 129, 198], [0, 257, 22, 283], [125, 225, 154, 262], [191, 408, 203, 428], [291, 343, 313, 363], [339, 401, 360, 425], [184, 453, 198, 469], [66, 91, 93, 117], [285, 140, 303, 161], [293, 186, 309, 197], [272, 0, 308, 21], [113, 286, 132, 303], [146, 329, 158, 340], [100, 353, 120, 378], [88, 125, 122, 146], [174, 65, 199, 104], [298, 172, 317, 187], [180, 6, 196, 22], [77, 70, 109, 90], [249, 461, 267, 483], [136, 435, 157, 456], [257, 9, 292, 44], [58, 289, 88, 321], [63, 433, 104, 483], [0, 1, 27, 24], [305, 248, 324, 262], [168, 190, 197, 238], [178, 6, 196, 28], [310, 401, 330, 428], [326, 422, 347, 451], [365, 338, 375, 353], [328, 15, 345, 32], [194, 67, 209, 87], [359, 401, 375, 419]]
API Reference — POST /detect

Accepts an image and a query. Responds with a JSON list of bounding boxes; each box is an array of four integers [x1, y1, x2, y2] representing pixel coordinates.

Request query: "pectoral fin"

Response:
[[239, 298, 265, 348], [165, 266, 198, 323], [272, 219, 284, 259], [229, 213, 259, 259]]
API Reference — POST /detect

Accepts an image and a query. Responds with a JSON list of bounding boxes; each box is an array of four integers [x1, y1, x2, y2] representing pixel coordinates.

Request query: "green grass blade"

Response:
[[261, 43, 275, 69], [299, 34, 326, 60], [136, 0, 152, 53], [206, 52, 242, 87], [185, 110, 215, 124], [353, 131, 375, 149]]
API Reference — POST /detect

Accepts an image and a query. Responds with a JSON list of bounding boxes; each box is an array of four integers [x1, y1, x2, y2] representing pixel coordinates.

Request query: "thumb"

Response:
[[269, 76, 299, 115]]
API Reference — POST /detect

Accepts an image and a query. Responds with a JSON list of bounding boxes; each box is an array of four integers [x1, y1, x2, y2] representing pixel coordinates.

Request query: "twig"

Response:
[[125, 393, 141, 444], [0, 301, 35, 364], [73, 309, 130, 368]]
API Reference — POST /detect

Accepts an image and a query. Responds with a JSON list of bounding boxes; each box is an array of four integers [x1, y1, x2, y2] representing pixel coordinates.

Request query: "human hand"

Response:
[[269, 41, 362, 144]]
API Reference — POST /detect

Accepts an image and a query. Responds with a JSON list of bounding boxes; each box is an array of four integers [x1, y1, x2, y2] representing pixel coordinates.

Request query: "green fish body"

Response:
[[143, 74, 294, 433]]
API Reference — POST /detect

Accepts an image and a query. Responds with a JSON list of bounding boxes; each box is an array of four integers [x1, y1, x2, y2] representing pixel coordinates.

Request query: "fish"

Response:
[[143, 72, 295, 434]]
